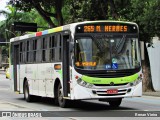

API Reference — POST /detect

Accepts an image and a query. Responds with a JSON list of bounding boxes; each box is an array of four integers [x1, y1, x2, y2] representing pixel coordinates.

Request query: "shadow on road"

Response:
[[17, 97, 137, 111]]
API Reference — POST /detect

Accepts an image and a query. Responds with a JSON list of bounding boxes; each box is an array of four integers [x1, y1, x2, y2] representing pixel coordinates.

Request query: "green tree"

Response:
[[0, 6, 18, 41], [67, 0, 119, 22], [0, 5, 49, 40], [0, 6, 49, 59], [113, 0, 160, 91], [8, 0, 64, 27], [132, 0, 160, 91]]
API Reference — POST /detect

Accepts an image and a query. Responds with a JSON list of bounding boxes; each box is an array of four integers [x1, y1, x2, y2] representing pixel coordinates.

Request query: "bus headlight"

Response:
[[129, 77, 142, 87], [77, 78, 94, 88]]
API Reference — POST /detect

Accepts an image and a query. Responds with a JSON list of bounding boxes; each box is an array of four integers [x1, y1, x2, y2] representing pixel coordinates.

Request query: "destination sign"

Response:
[[76, 22, 138, 33], [75, 62, 97, 67]]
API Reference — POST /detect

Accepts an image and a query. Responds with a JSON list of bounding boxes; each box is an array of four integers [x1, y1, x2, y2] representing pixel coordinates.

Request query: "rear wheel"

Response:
[[56, 83, 69, 108], [24, 81, 34, 102], [108, 98, 122, 108]]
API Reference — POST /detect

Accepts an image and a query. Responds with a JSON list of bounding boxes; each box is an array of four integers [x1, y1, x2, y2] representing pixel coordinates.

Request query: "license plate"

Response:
[[107, 89, 118, 94]]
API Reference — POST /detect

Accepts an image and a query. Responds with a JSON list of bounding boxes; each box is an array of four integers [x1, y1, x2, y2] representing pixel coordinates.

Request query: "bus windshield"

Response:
[[74, 35, 140, 70]]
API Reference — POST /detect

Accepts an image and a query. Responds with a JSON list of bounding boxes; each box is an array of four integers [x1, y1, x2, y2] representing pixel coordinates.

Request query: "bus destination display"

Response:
[[76, 23, 138, 33]]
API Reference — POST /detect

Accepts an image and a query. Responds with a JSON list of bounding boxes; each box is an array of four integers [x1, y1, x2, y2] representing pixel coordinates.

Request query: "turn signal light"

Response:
[[54, 64, 61, 70]]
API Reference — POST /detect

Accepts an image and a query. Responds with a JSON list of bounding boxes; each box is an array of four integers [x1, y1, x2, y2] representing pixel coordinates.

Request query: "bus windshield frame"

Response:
[[74, 34, 140, 71]]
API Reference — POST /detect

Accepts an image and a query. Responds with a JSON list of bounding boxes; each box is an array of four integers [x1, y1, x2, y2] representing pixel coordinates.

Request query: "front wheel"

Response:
[[108, 98, 122, 108], [56, 83, 69, 108], [24, 81, 34, 102]]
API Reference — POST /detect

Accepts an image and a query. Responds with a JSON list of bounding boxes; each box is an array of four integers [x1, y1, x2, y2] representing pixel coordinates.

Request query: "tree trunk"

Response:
[[142, 42, 154, 92], [55, 0, 64, 26], [109, 0, 119, 19], [31, 0, 56, 28]]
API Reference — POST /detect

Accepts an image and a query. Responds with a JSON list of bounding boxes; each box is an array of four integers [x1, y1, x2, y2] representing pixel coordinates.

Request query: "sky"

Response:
[[0, 0, 9, 21]]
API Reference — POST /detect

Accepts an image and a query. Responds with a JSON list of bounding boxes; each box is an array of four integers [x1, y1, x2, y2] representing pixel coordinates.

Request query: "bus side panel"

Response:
[[19, 64, 26, 94], [37, 63, 46, 97], [23, 64, 36, 95], [10, 65, 14, 91], [45, 63, 54, 97], [29, 64, 38, 95], [132, 82, 142, 96]]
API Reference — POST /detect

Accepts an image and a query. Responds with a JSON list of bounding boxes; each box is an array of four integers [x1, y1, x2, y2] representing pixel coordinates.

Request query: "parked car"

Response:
[[5, 68, 10, 79]]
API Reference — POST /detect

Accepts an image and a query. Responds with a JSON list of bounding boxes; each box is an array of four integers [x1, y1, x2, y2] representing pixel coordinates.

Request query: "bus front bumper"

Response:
[[72, 82, 142, 100]]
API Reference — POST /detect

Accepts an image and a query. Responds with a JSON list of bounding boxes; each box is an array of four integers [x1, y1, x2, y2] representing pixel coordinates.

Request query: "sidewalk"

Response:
[[143, 91, 160, 97]]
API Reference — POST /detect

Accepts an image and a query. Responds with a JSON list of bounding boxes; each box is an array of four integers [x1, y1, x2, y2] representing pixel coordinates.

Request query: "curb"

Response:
[[143, 92, 160, 97]]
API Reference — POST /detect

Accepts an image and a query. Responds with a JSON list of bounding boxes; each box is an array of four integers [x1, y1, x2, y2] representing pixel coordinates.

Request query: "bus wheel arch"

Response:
[[54, 78, 69, 108], [23, 77, 27, 93], [54, 78, 60, 102], [23, 77, 34, 102]]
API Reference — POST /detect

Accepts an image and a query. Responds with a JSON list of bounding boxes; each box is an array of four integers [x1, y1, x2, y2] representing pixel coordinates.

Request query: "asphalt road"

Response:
[[0, 74, 160, 120]]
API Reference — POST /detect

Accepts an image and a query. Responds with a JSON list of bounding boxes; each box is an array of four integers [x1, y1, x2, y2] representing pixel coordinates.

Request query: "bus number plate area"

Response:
[[107, 89, 118, 94]]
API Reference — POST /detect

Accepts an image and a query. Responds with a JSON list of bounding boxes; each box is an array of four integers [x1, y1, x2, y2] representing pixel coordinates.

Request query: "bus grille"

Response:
[[93, 89, 127, 96], [97, 93, 126, 96], [94, 83, 128, 86]]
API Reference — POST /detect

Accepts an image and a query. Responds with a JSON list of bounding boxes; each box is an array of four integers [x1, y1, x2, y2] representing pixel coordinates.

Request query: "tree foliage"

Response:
[[0, 6, 48, 40], [118, 0, 160, 41], [8, 0, 64, 28], [67, 0, 119, 22]]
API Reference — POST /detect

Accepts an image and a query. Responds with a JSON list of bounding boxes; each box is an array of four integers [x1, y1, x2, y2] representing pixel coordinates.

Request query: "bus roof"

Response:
[[10, 20, 138, 43]]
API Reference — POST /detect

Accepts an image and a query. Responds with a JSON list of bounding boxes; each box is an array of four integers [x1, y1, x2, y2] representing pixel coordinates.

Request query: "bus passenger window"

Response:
[[19, 42, 23, 63], [42, 38, 46, 62], [49, 36, 55, 61], [26, 41, 29, 62], [33, 39, 37, 62]]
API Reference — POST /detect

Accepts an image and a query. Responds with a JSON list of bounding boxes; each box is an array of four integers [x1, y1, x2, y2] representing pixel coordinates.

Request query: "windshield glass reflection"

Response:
[[74, 35, 140, 70]]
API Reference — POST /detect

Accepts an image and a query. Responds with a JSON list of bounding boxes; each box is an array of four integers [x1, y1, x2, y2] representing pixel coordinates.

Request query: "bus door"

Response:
[[13, 44, 20, 91], [62, 32, 71, 97]]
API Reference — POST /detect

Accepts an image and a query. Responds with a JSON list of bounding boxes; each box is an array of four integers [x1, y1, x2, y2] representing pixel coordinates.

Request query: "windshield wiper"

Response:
[[115, 35, 126, 54]]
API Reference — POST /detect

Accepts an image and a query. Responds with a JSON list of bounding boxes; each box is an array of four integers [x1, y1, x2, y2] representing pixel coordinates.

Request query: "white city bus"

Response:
[[10, 21, 142, 108]]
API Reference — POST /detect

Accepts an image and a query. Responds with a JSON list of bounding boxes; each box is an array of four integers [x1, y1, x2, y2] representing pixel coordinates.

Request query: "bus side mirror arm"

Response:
[[70, 42, 74, 53]]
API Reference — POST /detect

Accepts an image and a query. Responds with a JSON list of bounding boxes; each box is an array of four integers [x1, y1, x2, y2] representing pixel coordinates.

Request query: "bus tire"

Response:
[[56, 83, 69, 108], [108, 98, 122, 108], [24, 80, 34, 102]]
